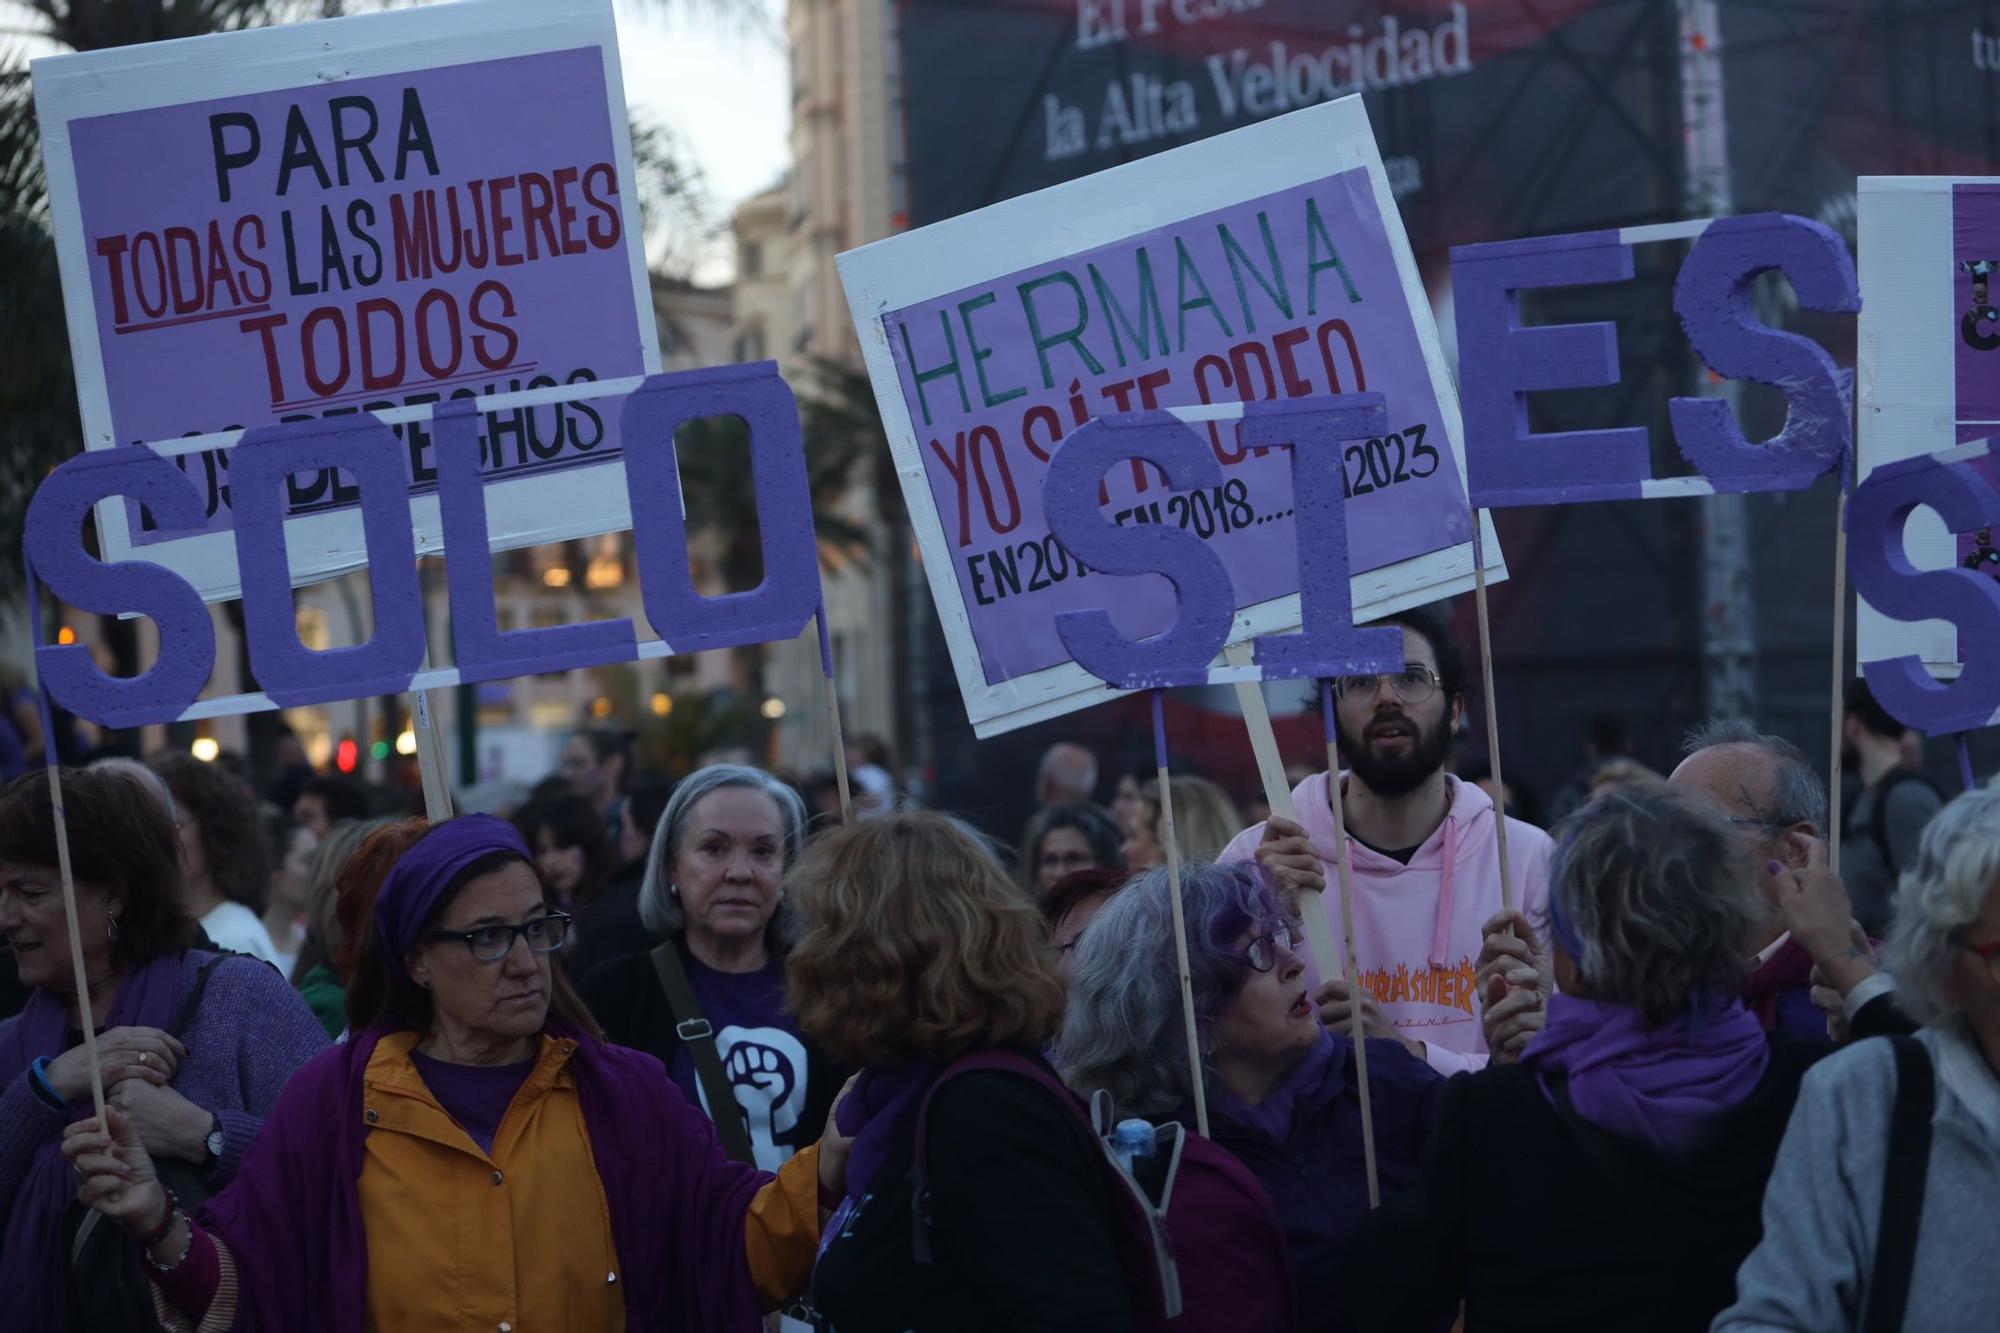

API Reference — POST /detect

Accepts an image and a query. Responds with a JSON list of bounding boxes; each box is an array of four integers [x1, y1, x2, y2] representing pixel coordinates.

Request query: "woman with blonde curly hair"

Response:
[[789, 811, 1136, 1331], [1122, 775, 1243, 871]]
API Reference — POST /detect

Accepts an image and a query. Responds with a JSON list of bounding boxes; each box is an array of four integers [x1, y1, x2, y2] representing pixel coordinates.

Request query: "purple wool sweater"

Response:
[[0, 950, 330, 1214]]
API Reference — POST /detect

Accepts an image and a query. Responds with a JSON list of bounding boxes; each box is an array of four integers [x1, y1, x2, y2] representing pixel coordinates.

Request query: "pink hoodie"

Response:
[[1219, 772, 1552, 1076]]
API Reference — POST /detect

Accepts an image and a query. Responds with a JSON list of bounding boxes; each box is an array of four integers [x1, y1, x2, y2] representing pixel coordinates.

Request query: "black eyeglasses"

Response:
[[1726, 816, 1791, 832], [1244, 926, 1297, 973], [428, 913, 572, 963], [1331, 664, 1441, 703]]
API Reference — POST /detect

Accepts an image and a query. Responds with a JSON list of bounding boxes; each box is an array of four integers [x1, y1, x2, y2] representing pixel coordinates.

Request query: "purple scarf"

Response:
[[0, 951, 188, 1329], [195, 1023, 770, 1331], [836, 1061, 937, 1199], [374, 815, 531, 972], [1523, 993, 1771, 1157], [1211, 1029, 1341, 1144]]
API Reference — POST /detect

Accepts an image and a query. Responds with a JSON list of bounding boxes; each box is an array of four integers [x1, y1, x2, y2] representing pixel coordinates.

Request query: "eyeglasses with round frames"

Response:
[[1244, 924, 1299, 973], [1331, 664, 1442, 704], [428, 913, 572, 963]]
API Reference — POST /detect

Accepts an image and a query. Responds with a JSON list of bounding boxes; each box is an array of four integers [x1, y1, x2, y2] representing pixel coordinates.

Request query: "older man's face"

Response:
[[1668, 743, 1797, 947]]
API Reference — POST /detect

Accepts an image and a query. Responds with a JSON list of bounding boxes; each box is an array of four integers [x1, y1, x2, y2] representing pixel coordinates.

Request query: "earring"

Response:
[[106, 915, 119, 944]]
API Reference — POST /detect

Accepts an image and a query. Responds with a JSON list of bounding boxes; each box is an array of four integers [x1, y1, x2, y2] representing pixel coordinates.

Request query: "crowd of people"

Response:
[[2, 599, 1995, 1330]]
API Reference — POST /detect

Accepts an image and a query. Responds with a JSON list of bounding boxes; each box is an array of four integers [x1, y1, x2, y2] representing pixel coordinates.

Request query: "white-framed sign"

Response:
[[32, 0, 658, 602], [838, 95, 1503, 737], [1856, 175, 2000, 678]]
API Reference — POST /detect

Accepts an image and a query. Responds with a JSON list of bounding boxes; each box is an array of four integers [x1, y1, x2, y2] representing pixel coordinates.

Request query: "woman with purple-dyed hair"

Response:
[[1344, 782, 1831, 1333], [1060, 859, 1443, 1333]]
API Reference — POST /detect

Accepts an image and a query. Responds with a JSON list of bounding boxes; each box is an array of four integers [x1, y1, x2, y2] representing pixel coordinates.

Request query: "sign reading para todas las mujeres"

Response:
[[842, 96, 1494, 737], [32, 0, 657, 603]]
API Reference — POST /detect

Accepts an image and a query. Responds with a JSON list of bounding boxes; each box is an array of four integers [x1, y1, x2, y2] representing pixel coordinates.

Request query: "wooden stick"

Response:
[[1958, 733, 1977, 793], [1321, 679, 1380, 1207], [1828, 488, 1849, 866], [46, 764, 107, 1123], [23, 564, 106, 1121], [1224, 642, 1299, 823], [1471, 509, 1515, 912], [411, 686, 454, 823], [1222, 643, 1345, 984], [1152, 689, 1209, 1138], [816, 605, 853, 825]]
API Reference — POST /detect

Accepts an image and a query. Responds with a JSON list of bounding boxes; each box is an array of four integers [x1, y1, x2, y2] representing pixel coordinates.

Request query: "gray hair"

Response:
[[87, 757, 177, 825], [1550, 783, 1765, 1025], [1037, 743, 1099, 803], [637, 764, 808, 949], [1059, 859, 1287, 1117], [1682, 719, 1828, 836], [1884, 785, 2000, 1025]]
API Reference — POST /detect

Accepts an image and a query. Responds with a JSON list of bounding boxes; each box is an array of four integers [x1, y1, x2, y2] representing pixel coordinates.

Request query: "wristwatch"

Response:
[[201, 1115, 223, 1170]]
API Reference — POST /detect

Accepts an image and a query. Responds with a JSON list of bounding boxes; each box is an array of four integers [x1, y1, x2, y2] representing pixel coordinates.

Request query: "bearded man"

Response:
[[1220, 601, 1553, 1075]]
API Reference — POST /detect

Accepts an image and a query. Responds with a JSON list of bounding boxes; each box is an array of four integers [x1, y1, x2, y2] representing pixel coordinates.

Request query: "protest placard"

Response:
[[31, 0, 657, 603], [1454, 213, 1858, 509], [24, 366, 823, 731], [1856, 176, 2000, 682], [838, 96, 1500, 737]]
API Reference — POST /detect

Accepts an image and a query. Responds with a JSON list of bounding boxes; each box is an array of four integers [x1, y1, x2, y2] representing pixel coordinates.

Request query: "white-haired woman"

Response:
[[577, 764, 847, 1172], [1715, 786, 2000, 1331], [1347, 783, 1829, 1333]]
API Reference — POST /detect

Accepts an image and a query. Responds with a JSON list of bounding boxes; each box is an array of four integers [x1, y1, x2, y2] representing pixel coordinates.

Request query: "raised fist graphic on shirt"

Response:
[[698, 1025, 809, 1171]]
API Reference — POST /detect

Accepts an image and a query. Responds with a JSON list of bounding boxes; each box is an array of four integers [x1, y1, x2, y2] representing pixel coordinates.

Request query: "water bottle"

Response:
[[1111, 1118, 1155, 1175]]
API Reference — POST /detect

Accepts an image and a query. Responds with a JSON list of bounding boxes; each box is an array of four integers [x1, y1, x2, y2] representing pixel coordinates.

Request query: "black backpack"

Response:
[[1852, 770, 1945, 871], [62, 953, 239, 1332]]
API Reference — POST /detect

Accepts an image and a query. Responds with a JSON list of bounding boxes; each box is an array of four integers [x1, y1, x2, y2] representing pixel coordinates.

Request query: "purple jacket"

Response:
[[1193, 1033, 1446, 1333], [0, 951, 329, 1326], [195, 1023, 771, 1332]]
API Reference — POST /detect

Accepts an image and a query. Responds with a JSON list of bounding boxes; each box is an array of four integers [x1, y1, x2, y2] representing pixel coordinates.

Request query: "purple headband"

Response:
[[374, 814, 533, 971]]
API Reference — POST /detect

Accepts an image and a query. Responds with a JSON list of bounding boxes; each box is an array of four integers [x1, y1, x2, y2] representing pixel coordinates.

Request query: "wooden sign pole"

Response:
[[1153, 689, 1209, 1138], [1321, 679, 1380, 1207], [1223, 643, 1345, 989]]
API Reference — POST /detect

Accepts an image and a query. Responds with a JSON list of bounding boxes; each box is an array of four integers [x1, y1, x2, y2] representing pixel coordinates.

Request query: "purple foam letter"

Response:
[[1242, 395, 1406, 680], [23, 449, 215, 728], [435, 398, 636, 682], [1848, 447, 2000, 734], [230, 418, 425, 707], [623, 364, 819, 653], [1042, 411, 1234, 689], [1452, 231, 1649, 508], [1670, 213, 1859, 491]]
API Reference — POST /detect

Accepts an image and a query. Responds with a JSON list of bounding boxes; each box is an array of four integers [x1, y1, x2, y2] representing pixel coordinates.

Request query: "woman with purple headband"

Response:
[[1343, 783, 1831, 1333], [1060, 858, 1443, 1333], [61, 814, 849, 1332]]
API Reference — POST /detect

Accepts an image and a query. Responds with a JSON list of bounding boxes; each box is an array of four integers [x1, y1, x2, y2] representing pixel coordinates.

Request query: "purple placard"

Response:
[[1957, 184, 2000, 424], [881, 167, 1471, 686], [65, 47, 648, 545]]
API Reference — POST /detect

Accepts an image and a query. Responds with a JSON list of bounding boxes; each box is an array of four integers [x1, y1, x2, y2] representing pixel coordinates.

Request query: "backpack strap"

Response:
[[648, 941, 756, 1164], [172, 951, 239, 1038], [909, 1050, 1089, 1264], [1862, 1035, 1935, 1333], [1868, 771, 1942, 873]]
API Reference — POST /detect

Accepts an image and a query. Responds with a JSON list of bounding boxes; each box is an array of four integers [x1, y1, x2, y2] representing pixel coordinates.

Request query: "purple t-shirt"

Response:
[[670, 956, 814, 1171], [409, 1049, 535, 1155]]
